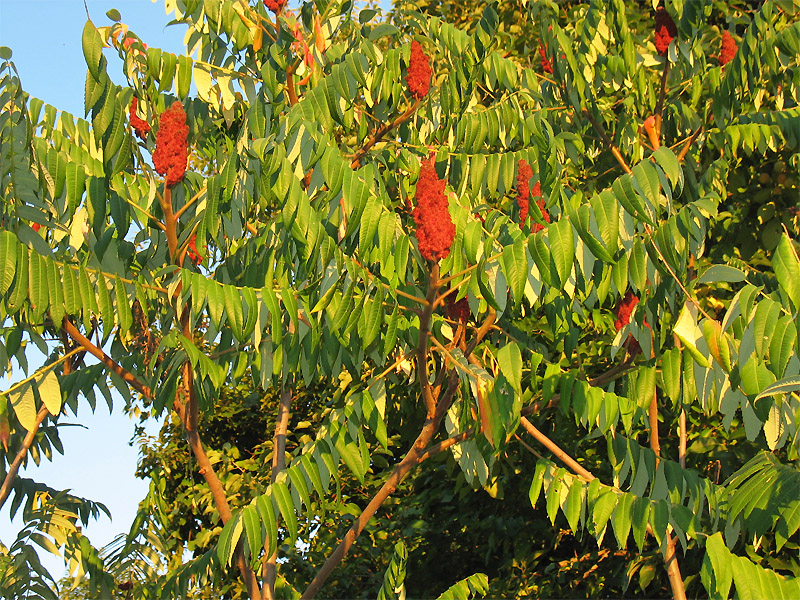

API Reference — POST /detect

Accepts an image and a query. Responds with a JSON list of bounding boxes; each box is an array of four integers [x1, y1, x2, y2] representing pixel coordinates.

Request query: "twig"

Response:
[[174, 184, 207, 220], [263, 384, 293, 599], [676, 126, 702, 162], [416, 264, 440, 419], [582, 109, 632, 175], [646, 239, 716, 323], [350, 98, 422, 169], [654, 62, 670, 140], [519, 416, 595, 481], [0, 405, 49, 509]]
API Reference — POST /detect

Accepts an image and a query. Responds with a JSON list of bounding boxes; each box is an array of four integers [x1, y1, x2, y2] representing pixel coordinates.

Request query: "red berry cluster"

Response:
[[539, 44, 553, 74], [614, 290, 639, 331], [517, 160, 550, 232], [444, 289, 470, 324], [413, 157, 455, 261], [264, 0, 287, 14], [615, 290, 648, 355], [654, 7, 677, 56], [719, 30, 737, 66], [406, 41, 431, 100], [187, 234, 204, 265], [129, 96, 151, 140], [153, 102, 188, 188]]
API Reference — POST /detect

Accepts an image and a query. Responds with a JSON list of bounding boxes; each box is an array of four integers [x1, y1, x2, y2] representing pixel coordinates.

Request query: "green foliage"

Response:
[[2, 0, 800, 598]]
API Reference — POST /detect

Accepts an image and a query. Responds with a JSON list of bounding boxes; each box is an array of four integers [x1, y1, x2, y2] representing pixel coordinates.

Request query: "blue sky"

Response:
[[0, 0, 188, 580]]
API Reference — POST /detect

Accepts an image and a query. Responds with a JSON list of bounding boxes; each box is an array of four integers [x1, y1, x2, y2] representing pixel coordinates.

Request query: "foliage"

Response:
[[2, 0, 800, 598]]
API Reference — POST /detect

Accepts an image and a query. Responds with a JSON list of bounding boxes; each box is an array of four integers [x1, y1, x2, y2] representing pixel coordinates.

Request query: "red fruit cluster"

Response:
[[413, 157, 454, 261], [615, 290, 647, 355], [264, 0, 287, 14], [654, 7, 677, 56], [187, 234, 204, 265], [614, 290, 639, 331], [153, 102, 188, 188], [719, 30, 737, 65], [516, 160, 550, 232], [444, 290, 470, 324], [529, 183, 550, 233], [539, 44, 553, 74], [129, 96, 151, 140], [406, 41, 431, 100]]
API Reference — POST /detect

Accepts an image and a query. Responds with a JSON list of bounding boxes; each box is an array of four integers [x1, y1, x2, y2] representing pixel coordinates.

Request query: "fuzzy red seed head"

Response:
[[538, 43, 553, 74], [187, 234, 204, 265], [444, 290, 470, 324], [614, 290, 640, 331], [654, 7, 677, 56], [413, 157, 454, 261], [153, 102, 188, 188], [720, 30, 737, 65], [264, 0, 287, 14], [529, 183, 551, 233], [407, 41, 431, 100], [129, 96, 151, 140], [516, 160, 533, 227]]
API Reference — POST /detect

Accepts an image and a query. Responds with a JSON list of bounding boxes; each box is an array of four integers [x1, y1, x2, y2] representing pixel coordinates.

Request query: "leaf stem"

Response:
[[350, 98, 422, 169]]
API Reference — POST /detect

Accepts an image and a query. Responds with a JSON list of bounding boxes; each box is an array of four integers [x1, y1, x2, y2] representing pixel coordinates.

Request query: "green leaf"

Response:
[[82, 20, 103, 81], [528, 461, 548, 508], [0, 230, 17, 295], [773, 233, 800, 312], [242, 504, 262, 567], [28, 251, 48, 319], [177, 55, 192, 100], [696, 265, 747, 285], [8, 382, 37, 432], [549, 219, 575, 288], [564, 479, 583, 533], [497, 342, 522, 395], [217, 512, 243, 567], [256, 494, 278, 557], [272, 480, 298, 544], [37, 370, 62, 416], [46, 259, 65, 327], [755, 376, 800, 401], [224, 284, 244, 342]]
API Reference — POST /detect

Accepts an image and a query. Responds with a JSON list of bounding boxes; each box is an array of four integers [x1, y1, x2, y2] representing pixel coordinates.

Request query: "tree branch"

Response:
[[582, 109, 632, 175], [301, 372, 461, 600], [416, 263, 440, 419], [519, 416, 595, 481], [0, 405, 49, 509], [350, 98, 421, 169], [263, 384, 293, 599], [654, 62, 670, 140]]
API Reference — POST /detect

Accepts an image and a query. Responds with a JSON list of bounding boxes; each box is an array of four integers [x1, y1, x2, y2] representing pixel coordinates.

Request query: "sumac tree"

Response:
[[1, 0, 800, 598]]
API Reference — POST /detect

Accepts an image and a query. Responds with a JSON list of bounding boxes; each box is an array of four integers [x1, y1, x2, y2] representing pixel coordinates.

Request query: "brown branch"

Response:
[[676, 126, 702, 162], [519, 416, 595, 481], [350, 98, 422, 169], [654, 62, 670, 140], [583, 109, 632, 175], [263, 384, 293, 599], [417, 264, 440, 419], [0, 405, 49, 509], [158, 186, 179, 262], [665, 531, 687, 600], [173, 184, 207, 221], [61, 319, 152, 399], [301, 371, 461, 600]]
